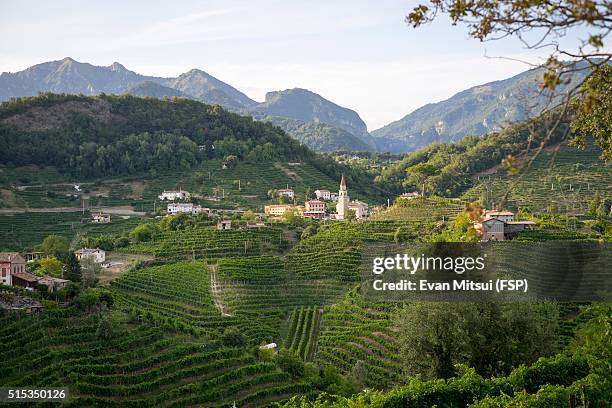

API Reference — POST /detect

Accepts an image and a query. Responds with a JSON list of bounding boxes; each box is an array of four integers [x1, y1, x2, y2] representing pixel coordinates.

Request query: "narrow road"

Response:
[[0, 205, 146, 216], [208, 264, 231, 317]]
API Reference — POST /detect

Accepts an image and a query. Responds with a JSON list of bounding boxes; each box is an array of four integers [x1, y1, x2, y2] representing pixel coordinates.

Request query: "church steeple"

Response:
[[336, 174, 349, 219]]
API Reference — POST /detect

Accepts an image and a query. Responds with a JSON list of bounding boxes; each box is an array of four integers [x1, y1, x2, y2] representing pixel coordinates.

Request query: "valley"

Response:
[[0, 82, 609, 408]]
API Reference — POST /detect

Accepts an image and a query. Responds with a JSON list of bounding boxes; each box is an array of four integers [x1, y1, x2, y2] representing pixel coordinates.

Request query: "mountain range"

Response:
[[0, 57, 586, 153]]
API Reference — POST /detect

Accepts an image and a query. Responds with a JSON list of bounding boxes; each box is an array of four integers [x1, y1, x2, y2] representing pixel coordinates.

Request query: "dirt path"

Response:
[[208, 264, 231, 317]]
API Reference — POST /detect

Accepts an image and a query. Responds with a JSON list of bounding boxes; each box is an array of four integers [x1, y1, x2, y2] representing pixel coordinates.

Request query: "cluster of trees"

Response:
[[395, 302, 560, 380], [72, 132, 199, 178]]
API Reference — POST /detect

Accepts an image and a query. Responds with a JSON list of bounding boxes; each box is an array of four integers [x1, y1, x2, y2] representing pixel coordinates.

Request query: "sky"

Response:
[[0, 0, 592, 130]]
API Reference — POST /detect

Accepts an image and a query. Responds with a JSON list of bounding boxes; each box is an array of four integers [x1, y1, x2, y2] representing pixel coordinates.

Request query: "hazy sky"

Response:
[[0, 0, 591, 130]]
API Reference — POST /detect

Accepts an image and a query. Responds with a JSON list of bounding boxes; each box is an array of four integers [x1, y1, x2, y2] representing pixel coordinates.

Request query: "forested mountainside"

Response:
[[375, 110, 573, 196], [257, 116, 373, 153], [0, 93, 379, 194], [0, 58, 372, 152], [371, 65, 587, 153]]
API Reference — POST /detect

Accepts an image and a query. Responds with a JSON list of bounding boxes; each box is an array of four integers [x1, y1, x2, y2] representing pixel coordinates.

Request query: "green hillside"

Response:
[[0, 93, 384, 199], [463, 143, 611, 213]]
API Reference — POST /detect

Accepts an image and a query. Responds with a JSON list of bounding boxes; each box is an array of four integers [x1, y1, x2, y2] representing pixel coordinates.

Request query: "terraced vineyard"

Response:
[[315, 289, 403, 389], [463, 144, 611, 213], [0, 309, 309, 407], [124, 227, 286, 260], [0, 161, 354, 213], [371, 197, 465, 222], [284, 306, 323, 361], [0, 211, 143, 251]]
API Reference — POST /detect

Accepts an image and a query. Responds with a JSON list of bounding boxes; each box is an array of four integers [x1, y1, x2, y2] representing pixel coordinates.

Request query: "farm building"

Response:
[[158, 189, 191, 201], [167, 203, 204, 215], [474, 210, 536, 241], [38, 276, 70, 293], [91, 212, 111, 223], [217, 220, 232, 230], [75, 248, 106, 263], [11, 271, 39, 289]]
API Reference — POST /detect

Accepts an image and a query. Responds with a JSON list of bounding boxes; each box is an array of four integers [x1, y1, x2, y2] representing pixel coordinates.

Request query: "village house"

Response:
[[330, 192, 338, 202], [217, 220, 232, 230], [158, 189, 191, 201], [474, 210, 536, 241], [75, 248, 106, 263], [277, 188, 294, 200], [167, 202, 204, 215], [304, 199, 326, 219], [11, 271, 39, 290], [0, 252, 26, 287], [91, 212, 111, 223], [38, 276, 70, 293], [314, 189, 331, 201], [349, 200, 370, 220], [399, 191, 420, 200], [264, 204, 295, 217]]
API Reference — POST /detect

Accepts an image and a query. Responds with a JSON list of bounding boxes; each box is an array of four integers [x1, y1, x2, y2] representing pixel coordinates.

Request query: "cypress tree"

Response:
[[64, 252, 82, 282]]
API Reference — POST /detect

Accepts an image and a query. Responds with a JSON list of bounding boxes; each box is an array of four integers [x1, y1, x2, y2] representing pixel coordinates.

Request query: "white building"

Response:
[[277, 188, 294, 200], [75, 248, 106, 263], [158, 189, 191, 201], [349, 200, 370, 220], [217, 220, 232, 230], [315, 189, 331, 200], [91, 212, 111, 223], [399, 192, 420, 200], [277, 189, 294, 200], [167, 202, 203, 215], [336, 175, 350, 220]]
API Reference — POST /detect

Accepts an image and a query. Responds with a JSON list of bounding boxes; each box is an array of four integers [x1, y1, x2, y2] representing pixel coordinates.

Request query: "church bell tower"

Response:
[[336, 175, 350, 220]]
